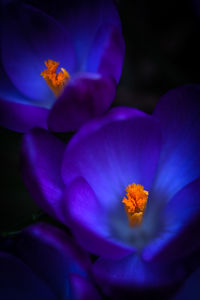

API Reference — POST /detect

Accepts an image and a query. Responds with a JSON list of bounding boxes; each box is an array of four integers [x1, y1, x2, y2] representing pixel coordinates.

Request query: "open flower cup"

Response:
[[0, 222, 101, 299], [21, 85, 200, 295], [0, 0, 124, 132]]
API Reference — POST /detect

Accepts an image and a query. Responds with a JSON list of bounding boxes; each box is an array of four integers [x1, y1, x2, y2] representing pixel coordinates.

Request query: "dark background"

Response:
[[1, 0, 200, 234]]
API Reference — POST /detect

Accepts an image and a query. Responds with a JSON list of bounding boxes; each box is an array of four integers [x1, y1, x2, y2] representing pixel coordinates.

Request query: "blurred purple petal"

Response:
[[48, 73, 116, 132], [0, 252, 56, 300], [16, 223, 91, 299], [151, 84, 200, 205], [47, 0, 122, 72], [0, 98, 48, 132], [21, 128, 65, 222], [69, 274, 101, 300], [86, 24, 125, 82], [172, 268, 200, 300], [93, 254, 185, 294], [0, 61, 49, 131]]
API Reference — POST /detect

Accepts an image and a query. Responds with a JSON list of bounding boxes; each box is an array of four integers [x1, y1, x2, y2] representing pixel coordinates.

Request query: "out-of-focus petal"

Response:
[[86, 23, 125, 82], [0, 98, 48, 132], [21, 128, 65, 222], [143, 177, 200, 262], [0, 62, 48, 132], [172, 268, 200, 300], [33, 0, 122, 72], [15, 223, 91, 300], [64, 177, 134, 258], [47, 73, 116, 132], [151, 85, 200, 206], [1, 2, 75, 104], [67, 0, 122, 72], [93, 254, 185, 297], [69, 274, 101, 300], [0, 252, 56, 300]]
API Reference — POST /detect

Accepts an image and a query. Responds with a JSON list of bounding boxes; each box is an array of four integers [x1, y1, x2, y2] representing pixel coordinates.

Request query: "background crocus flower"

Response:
[[0, 0, 124, 132], [0, 222, 101, 300], [21, 85, 200, 295]]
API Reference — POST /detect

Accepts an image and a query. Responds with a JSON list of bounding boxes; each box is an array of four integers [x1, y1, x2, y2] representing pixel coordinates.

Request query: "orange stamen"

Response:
[[41, 59, 70, 96], [122, 183, 148, 227]]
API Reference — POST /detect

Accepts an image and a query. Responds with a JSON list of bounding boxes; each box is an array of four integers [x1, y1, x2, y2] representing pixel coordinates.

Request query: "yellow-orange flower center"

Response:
[[122, 183, 148, 227], [41, 59, 70, 96]]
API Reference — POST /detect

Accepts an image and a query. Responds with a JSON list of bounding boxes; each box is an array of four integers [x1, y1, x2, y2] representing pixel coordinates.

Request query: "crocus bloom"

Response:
[[0, 0, 124, 132], [21, 85, 200, 294], [0, 222, 101, 300]]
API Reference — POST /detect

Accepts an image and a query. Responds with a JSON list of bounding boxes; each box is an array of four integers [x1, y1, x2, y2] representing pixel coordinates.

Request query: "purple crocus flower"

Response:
[[0, 222, 101, 300], [0, 0, 124, 132], [21, 85, 200, 295]]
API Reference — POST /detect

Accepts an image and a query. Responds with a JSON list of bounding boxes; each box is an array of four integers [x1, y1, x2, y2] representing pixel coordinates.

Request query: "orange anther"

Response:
[[41, 59, 70, 96], [122, 183, 148, 227]]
